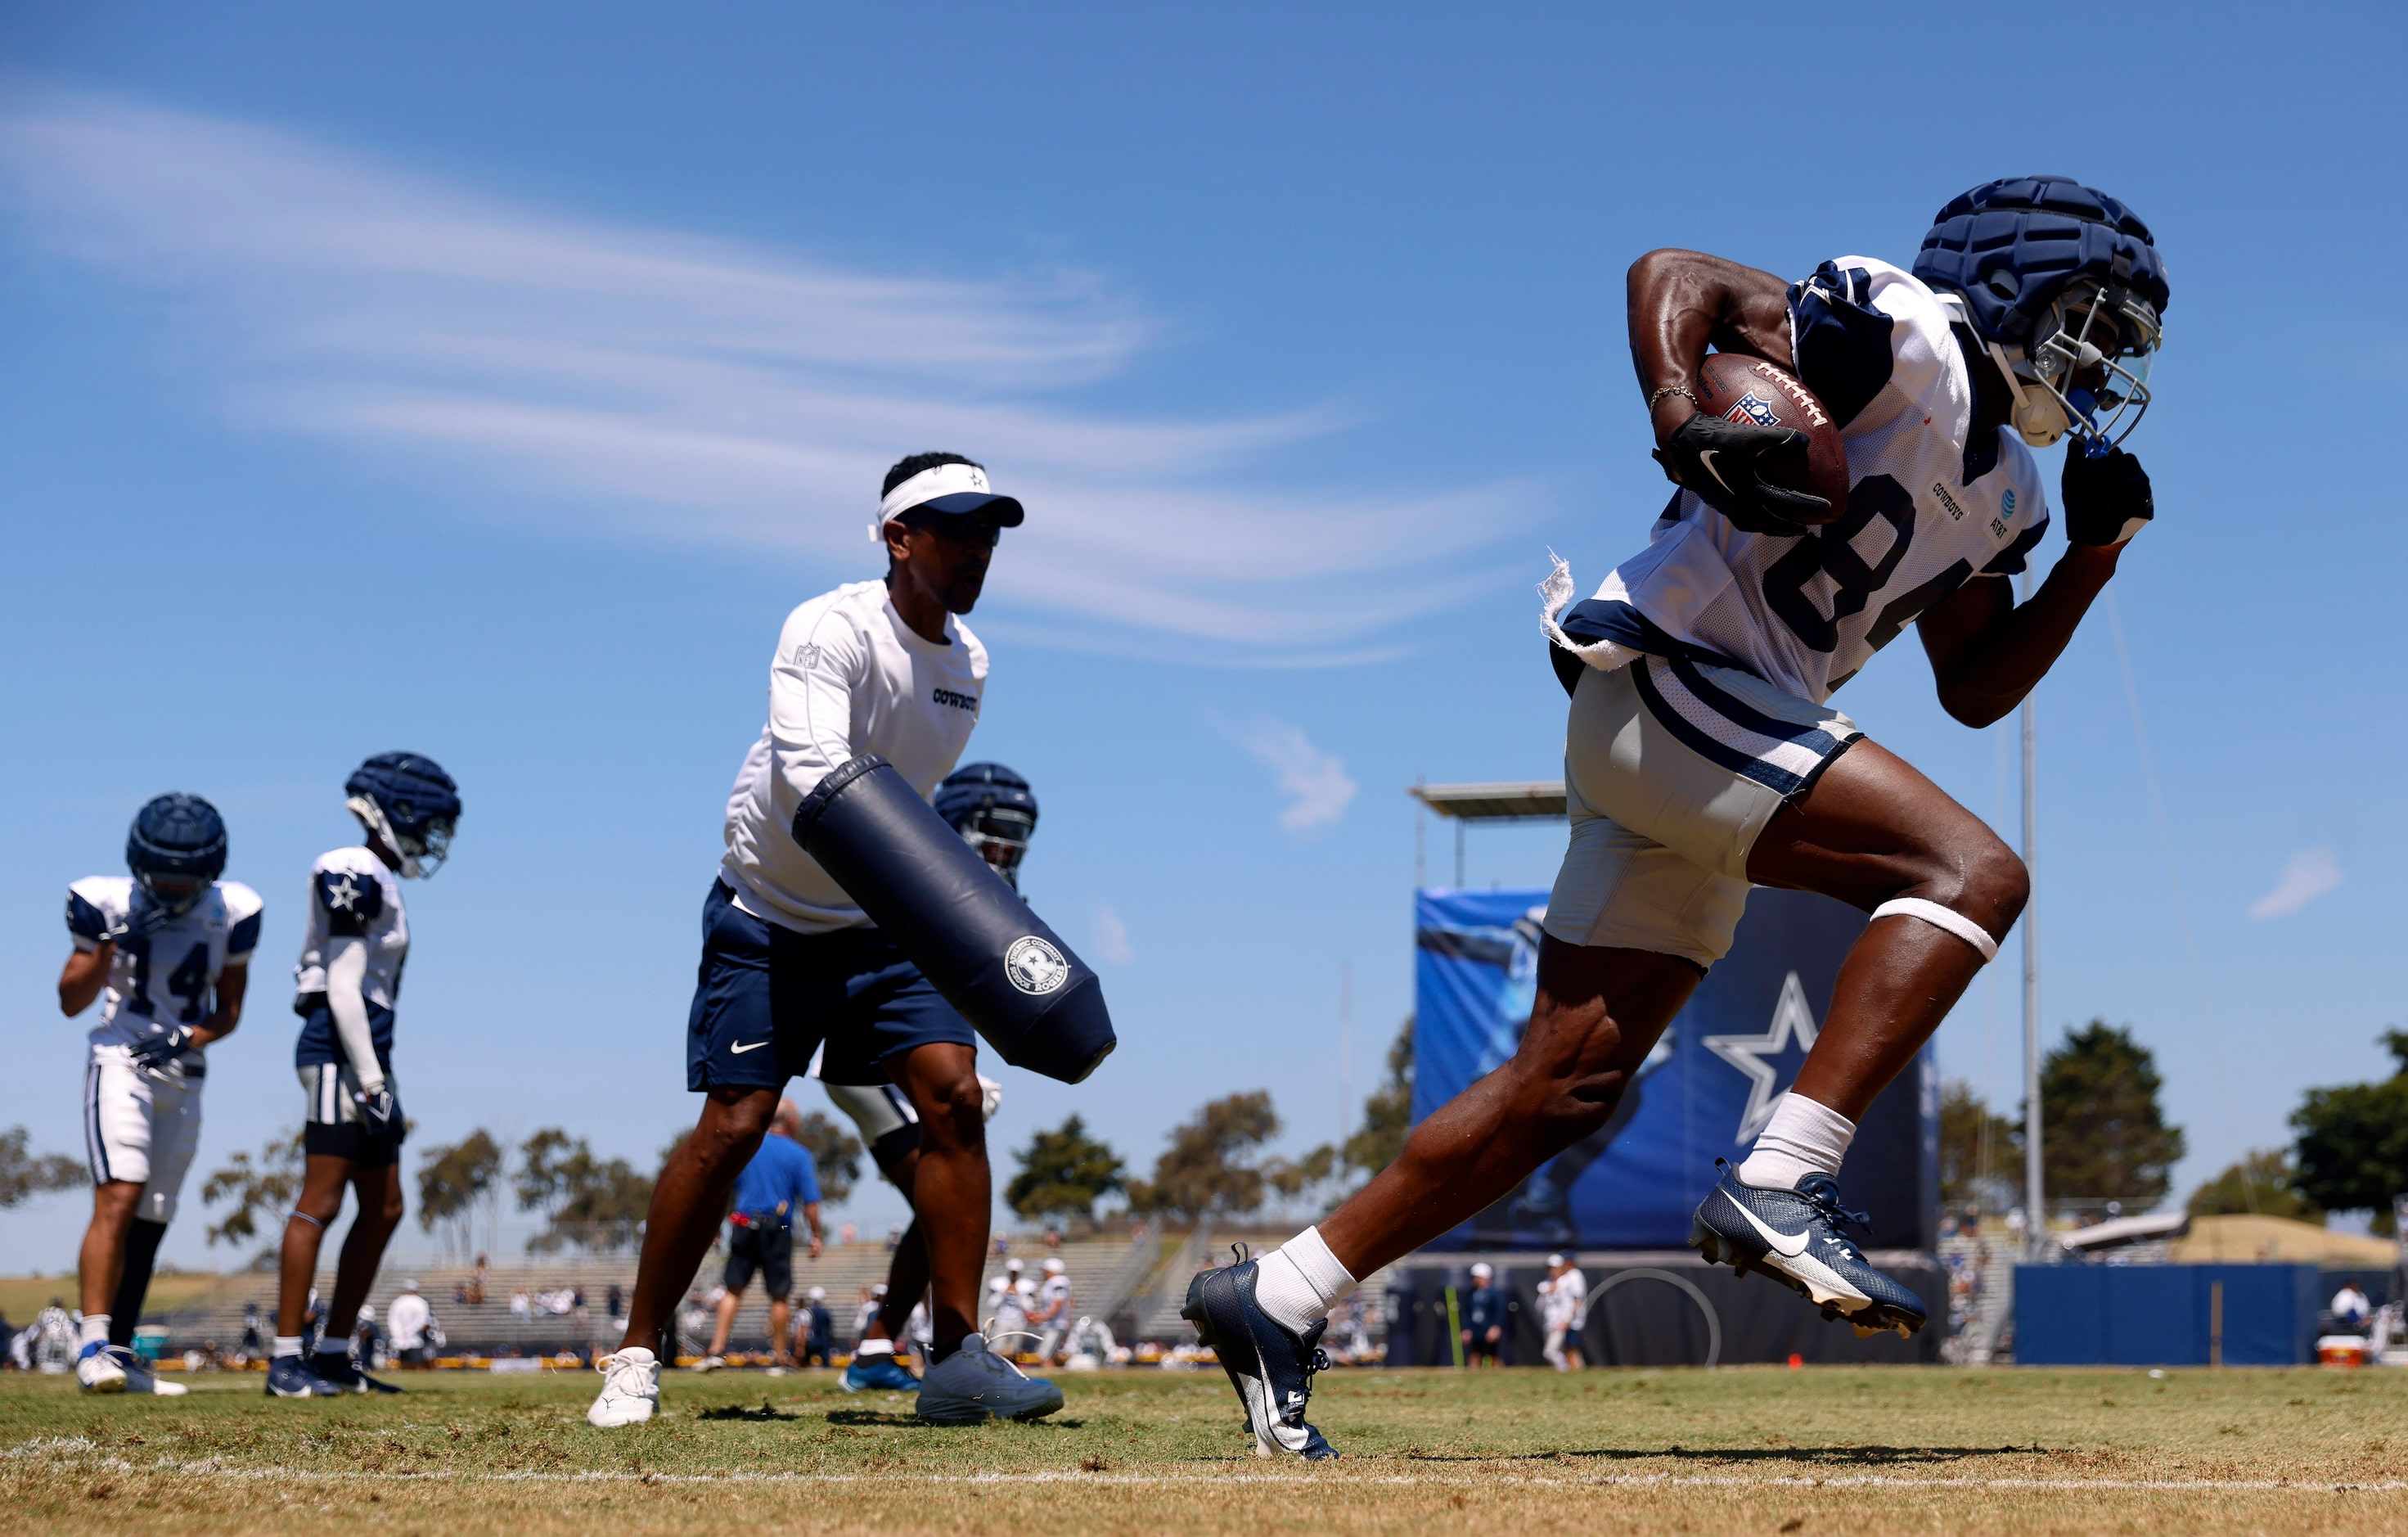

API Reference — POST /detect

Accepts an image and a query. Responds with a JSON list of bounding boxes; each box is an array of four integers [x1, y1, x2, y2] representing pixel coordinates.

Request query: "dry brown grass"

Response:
[[3, 1362, 2402, 1535]]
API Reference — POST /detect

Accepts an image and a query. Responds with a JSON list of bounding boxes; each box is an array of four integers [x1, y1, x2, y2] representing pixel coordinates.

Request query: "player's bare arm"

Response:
[[1627, 248, 1794, 440], [183, 961, 246, 1049], [1627, 250, 1835, 531], [1915, 543, 2122, 727], [58, 943, 113, 1015]]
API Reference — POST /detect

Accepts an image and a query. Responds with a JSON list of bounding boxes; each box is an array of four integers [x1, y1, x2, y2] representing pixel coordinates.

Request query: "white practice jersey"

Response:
[[292, 846, 410, 1010], [1036, 1275, 1072, 1318], [1578, 257, 2051, 704], [721, 579, 989, 934], [1541, 1269, 1588, 1331], [65, 877, 263, 1054]]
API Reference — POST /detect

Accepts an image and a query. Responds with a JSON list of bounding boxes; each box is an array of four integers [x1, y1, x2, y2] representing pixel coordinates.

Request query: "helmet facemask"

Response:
[[348, 794, 457, 879], [133, 871, 209, 919], [1992, 275, 2161, 453], [957, 807, 1034, 890]]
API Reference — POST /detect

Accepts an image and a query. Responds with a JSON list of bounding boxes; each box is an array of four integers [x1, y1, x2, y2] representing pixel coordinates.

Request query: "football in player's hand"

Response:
[[1693, 353, 1850, 525]]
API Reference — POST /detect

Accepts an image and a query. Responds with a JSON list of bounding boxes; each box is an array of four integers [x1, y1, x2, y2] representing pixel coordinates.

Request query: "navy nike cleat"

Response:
[[1690, 1165, 1928, 1338], [842, 1351, 920, 1394], [264, 1354, 345, 1398], [306, 1354, 404, 1395], [1181, 1247, 1337, 1460]]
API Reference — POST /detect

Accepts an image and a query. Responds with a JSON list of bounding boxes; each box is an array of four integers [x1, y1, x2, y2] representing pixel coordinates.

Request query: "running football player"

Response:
[[60, 794, 260, 1395], [1188, 177, 2167, 1457], [590, 453, 1063, 1428], [827, 761, 1033, 1395], [266, 754, 462, 1399]]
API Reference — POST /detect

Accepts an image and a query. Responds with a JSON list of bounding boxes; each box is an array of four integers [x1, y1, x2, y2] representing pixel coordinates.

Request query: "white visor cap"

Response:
[[869, 462, 1026, 541], [1469, 1262, 1494, 1279]]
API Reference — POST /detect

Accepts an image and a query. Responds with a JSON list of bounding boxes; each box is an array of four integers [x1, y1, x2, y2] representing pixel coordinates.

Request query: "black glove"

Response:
[[128, 1025, 196, 1072], [103, 899, 171, 947], [354, 1084, 401, 1133], [1653, 412, 1830, 536], [2061, 444, 2153, 546]]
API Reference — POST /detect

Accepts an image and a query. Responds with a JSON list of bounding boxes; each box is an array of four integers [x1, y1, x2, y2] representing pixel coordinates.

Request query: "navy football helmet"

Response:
[[1911, 176, 2170, 453], [344, 752, 461, 878], [933, 763, 1037, 889], [126, 794, 227, 917]]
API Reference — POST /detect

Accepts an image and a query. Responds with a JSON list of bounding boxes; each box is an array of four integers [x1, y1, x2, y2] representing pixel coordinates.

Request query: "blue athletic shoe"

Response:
[[264, 1354, 345, 1398], [842, 1351, 920, 1394], [914, 1333, 1064, 1424], [304, 1353, 404, 1395], [1181, 1248, 1337, 1460], [1690, 1165, 1928, 1337]]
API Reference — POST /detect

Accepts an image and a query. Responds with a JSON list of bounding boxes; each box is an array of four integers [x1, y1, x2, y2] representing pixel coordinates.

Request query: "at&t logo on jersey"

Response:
[[1724, 392, 1782, 430], [2002, 488, 2018, 516], [1004, 935, 1069, 996]]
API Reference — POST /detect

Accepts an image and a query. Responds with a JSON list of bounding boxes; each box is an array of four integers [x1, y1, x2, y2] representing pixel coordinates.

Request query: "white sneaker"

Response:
[[587, 1347, 661, 1428], [75, 1345, 127, 1394], [691, 1354, 725, 1373], [110, 1347, 188, 1396]]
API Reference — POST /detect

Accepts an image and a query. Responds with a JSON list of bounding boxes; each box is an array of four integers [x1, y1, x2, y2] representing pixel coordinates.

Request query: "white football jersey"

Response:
[[720, 579, 989, 934], [65, 877, 264, 1056], [291, 845, 410, 1011], [1581, 257, 2051, 704]]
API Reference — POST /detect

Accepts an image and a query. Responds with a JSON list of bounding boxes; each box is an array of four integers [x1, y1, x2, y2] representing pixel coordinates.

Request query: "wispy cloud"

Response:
[[1090, 905, 1136, 967], [1236, 719, 1357, 833], [0, 92, 1537, 659], [2248, 845, 2343, 920]]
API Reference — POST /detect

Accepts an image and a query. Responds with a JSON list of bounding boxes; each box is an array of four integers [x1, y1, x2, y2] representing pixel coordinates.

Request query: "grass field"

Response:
[[3, 1363, 2404, 1535]]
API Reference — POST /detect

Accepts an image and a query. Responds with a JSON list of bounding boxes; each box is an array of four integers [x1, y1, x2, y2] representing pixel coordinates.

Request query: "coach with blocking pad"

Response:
[[591, 452, 1080, 1429]]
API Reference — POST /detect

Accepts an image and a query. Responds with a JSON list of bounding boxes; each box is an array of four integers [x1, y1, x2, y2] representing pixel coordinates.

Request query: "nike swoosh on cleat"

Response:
[[1726, 1196, 1812, 1258], [728, 1039, 769, 1054]]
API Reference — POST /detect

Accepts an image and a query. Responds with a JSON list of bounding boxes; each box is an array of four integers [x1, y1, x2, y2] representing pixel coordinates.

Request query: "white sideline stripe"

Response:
[[6, 1444, 2403, 1493]]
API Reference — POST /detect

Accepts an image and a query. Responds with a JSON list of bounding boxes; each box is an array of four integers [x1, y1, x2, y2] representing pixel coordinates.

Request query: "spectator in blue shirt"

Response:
[[697, 1098, 823, 1370], [1461, 1262, 1506, 1368]]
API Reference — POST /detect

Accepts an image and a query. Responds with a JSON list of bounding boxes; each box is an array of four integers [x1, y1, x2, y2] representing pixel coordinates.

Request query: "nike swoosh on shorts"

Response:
[[729, 1039, 769, 1054]]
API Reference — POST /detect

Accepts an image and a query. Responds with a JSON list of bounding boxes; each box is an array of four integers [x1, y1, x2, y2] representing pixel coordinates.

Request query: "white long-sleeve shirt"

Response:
[[719, 580, 989, 934]]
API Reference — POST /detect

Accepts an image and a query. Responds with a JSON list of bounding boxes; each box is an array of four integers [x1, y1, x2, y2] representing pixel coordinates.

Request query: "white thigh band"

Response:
[[1871, 897, 1999, 962]]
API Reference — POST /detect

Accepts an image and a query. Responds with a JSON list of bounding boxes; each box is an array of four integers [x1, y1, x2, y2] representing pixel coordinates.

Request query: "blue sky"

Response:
[[3, 2, 2402, 1271]]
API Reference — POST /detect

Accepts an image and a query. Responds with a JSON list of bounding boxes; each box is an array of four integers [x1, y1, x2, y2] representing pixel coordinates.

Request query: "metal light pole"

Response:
[[2021, 678, 2045, 1259]]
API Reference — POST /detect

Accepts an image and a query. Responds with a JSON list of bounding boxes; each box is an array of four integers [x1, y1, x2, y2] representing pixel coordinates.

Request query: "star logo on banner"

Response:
[[325, 874, 363, 913], [1701, 970, 1820, 1145]]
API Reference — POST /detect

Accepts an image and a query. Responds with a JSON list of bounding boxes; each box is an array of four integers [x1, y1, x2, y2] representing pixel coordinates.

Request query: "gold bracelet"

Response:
[[1646, 385, 1702, 412]]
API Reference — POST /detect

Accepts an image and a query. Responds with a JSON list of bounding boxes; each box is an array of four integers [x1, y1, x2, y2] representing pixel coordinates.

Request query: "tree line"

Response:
[[1942, 1020, 2408, 1233]]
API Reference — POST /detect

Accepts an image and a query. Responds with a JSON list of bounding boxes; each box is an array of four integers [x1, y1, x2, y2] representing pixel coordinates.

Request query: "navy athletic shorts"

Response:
[[722, 1218, 794, 1298], [686, 880, 974, 1092]]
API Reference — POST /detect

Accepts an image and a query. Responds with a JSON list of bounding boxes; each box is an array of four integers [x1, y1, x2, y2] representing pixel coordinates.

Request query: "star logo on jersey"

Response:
[[324, 874, 364, 913], [1701, 971, 1821, 1144]]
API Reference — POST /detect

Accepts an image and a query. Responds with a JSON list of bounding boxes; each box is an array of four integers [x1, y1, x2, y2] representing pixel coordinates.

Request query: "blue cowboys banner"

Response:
[[1414, 886, 1938, 1251]]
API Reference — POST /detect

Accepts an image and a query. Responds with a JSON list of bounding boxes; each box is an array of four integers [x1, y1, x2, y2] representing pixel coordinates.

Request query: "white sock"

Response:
[[79, 1314, 110, 1350], [272, 1335, 304, 1359], [1252, 1226, 1357, 1334], [853, 1337, 894, 1358], [1735, 1092, 1856, 1190]]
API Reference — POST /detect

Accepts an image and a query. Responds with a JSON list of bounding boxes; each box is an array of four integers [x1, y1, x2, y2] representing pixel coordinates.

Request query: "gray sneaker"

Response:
[[915, 1332, 1064, 1424]]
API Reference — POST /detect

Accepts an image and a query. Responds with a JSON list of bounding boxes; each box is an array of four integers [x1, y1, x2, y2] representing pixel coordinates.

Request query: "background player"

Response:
[[268, 753, 462, 1399], [590, 452, 1062, 1428], [693, 1097, 823, 1371], [59, 794, 259, 1395], [1190, 176, 2167, 1457], [825, 760, 1033, 1394]]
